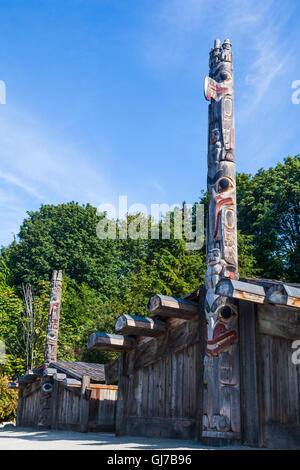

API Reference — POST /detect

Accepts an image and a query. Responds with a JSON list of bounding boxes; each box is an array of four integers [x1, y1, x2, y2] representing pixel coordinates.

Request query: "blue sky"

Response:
[[0, 0, 299, 246]]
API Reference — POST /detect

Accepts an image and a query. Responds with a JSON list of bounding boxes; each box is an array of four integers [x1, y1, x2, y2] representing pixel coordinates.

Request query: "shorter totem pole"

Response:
[[202, 39, 240, 440], [38, 270, 62, 427]]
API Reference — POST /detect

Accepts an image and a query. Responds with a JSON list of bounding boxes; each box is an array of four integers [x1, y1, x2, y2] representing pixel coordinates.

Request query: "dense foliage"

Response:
[[0, 155, 298, 393]]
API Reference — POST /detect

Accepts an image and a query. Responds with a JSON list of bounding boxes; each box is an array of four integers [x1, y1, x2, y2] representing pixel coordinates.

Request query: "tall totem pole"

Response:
[[38, 270, 62, 427], [203, 39, 240, 440]]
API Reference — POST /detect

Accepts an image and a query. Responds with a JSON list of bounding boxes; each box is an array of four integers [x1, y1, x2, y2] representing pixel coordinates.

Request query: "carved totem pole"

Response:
[[38, 270, 62, 427], [203, 39, 240, 439]]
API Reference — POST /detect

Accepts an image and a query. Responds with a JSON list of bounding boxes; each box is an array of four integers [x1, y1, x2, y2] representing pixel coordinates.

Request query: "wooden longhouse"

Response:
[[10, 39, 300, 449], [87, 39, 300, 449], [11, 360, 117, 432], [9, 271, 118, 433], [88, 280, 300, 448]]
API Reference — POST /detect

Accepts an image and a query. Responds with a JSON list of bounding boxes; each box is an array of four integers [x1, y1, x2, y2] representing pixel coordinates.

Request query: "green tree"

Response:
[[237, 155, 300, 282], [2, 202, 125, 297]]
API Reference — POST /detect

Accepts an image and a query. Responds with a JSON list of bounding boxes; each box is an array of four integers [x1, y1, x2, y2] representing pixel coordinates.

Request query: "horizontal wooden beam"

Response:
[[115, 314, 167, 337], [18, 375, 36, 383], [8, 382, 19, 389], [43, 368, 57, 377], [25, 369, 42, 377], [266, 284, 300, 308], [216, 279, 266, 304], [63, 378, 81, 387], [87, 332, 137, 352], [53, 373, 67, 382], [90, 384, 118, 390], [148, 294, 200, 320]]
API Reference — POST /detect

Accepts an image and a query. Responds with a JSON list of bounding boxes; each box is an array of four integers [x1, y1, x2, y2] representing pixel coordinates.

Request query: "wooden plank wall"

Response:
[[116, 316, 205, 439], [54, 383, 81, 430], [88, 386, 118, 431], [19, 387, 41, 427], [240, 301, 300, 449]]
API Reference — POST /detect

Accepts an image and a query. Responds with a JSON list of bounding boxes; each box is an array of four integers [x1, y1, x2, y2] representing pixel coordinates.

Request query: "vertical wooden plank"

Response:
[[115, 352, 129, 436], [238, 300, 261, 447], [165, 354, 171, 418], [141, 367, 149, 417], [50, 380, 59, 429], [196, 306, 206, 441], [157, 359, 163, 418], [176, 352, 183, 418], [80, 375, 90, 432], [171, 354, 177, 417], [16, 389, 24, 427]]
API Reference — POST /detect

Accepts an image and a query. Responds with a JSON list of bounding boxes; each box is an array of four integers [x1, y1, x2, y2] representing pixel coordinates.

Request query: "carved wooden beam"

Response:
[[87, 332, 137, 352], [115, 314, 167, 337], [43, 368, 57, 377], [8, 382, 19, 389], [63, 378, 81, 388], [217, 278, 300, 310], [148, 294, 200, 320], [216, 279, 266, 303], [18, 375, 36, 383], [53, 373, 67, 382], [266, 284, 300, 308], [25, 369, 43, 378]]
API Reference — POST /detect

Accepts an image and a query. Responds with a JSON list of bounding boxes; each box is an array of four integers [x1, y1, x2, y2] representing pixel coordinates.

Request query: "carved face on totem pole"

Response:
[[203, 39, 240, 438], [204, 39, 238, 357]]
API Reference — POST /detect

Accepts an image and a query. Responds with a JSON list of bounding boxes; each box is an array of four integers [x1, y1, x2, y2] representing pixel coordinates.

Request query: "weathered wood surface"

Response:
[[63, 378, 81, 388], [115, 314, 167, 337], [25, 369, 43, 378], [117, 317, 204, 440], [53, 373, 66, 381], [148, 294, 200, 320], [238, 300, 260, 446], [266, 284, 300, 308], [52, 360, 105, 383], [80, 376, 90, 432], [18, 386, 41, 427], [18, 375, 36, 383], [104, 357, 119, 385], [44, 270, 62, 366], [88, 385, 118, 432], [125, 317, 200, 374], [257, 304, 300, 340], [87, 332, 137, 352], [257, 332, 300, 448], [43, 368, 57, 377], [8, 382, 19, 389], [216, 279, 265, 304]]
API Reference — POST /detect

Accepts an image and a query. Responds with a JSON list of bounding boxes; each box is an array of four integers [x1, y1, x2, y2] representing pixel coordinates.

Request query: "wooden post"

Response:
[[44, 270, 62, 366], [16, 389, 24, 427], [80, 375, 90, 433], [115, 353, 128, 436], [38, 269, 62, 428], [202, 39, 241, 442]]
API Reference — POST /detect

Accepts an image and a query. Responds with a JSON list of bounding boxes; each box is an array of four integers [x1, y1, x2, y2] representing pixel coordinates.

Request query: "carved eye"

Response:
[[219, 306, 235, 322], [220, 71, 231, 81], [216, 178, 233, 193]]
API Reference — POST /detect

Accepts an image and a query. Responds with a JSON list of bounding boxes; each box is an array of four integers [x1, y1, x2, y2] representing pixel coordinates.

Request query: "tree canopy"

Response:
[[0, 155, 298, 383]]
